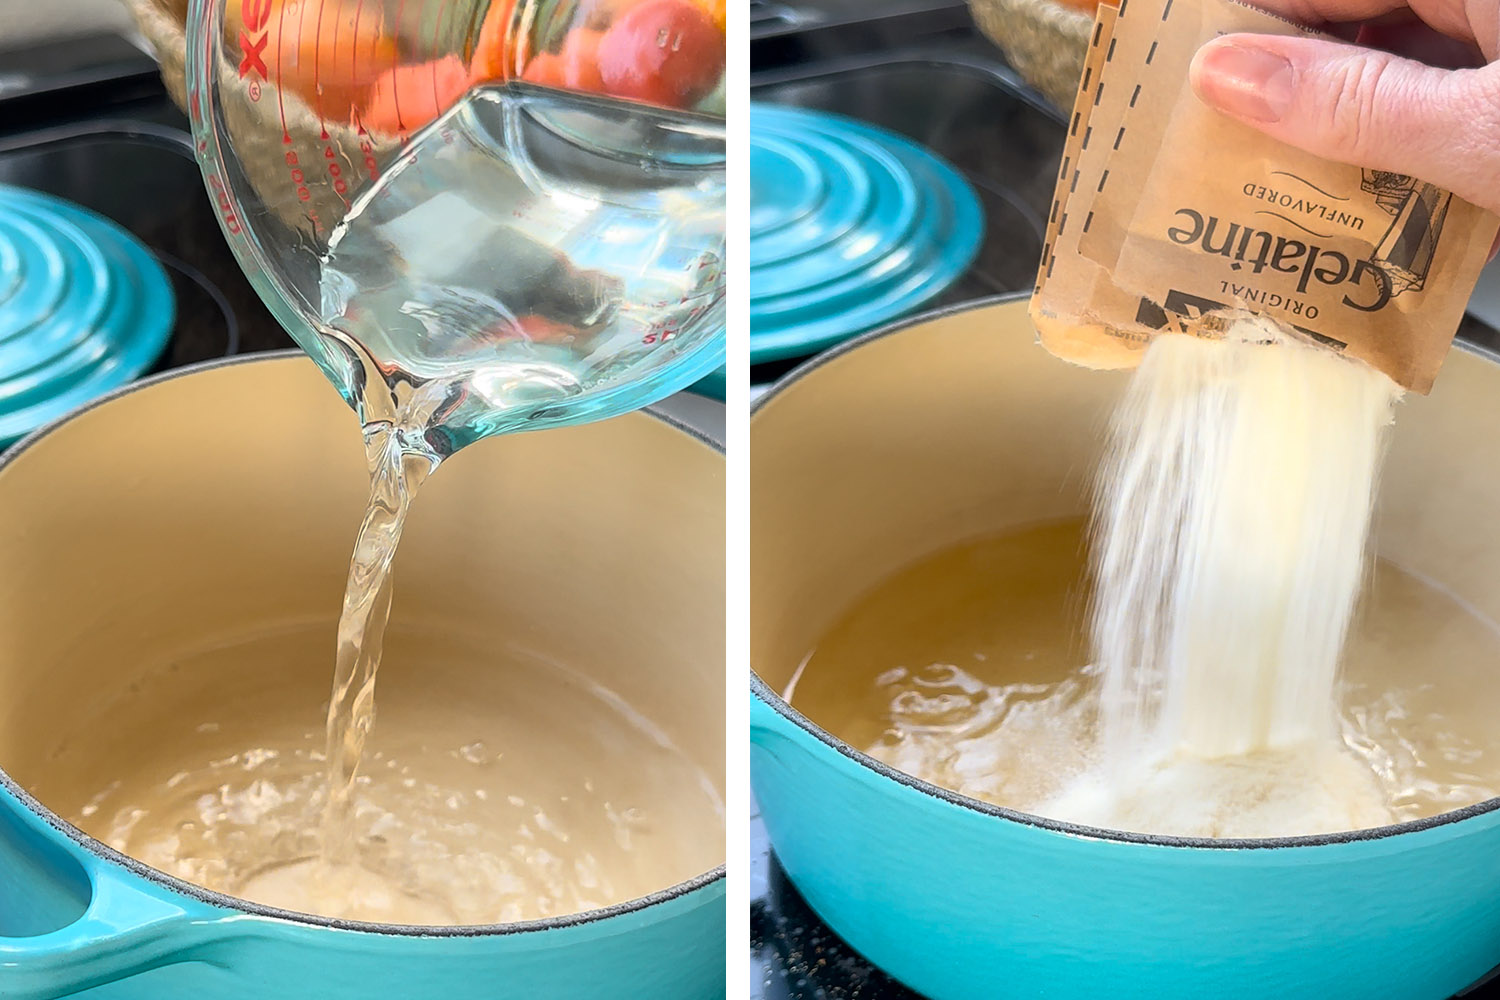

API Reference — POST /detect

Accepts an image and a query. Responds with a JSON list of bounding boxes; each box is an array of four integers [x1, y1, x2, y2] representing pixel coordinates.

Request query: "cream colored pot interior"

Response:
[[0, 356, 725, 887], [751, 299, 1500, 710]]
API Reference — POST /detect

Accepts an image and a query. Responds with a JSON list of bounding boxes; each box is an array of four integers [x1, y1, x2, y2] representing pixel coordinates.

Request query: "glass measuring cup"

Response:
[[185, 0, 726, 456]]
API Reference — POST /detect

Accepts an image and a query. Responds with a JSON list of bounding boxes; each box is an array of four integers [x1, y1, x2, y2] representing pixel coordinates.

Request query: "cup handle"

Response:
[[0, 856, 215, 1000]]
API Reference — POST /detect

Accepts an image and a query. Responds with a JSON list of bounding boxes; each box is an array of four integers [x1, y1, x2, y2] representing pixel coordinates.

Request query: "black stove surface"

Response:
[[751, 798, 912, 1000]]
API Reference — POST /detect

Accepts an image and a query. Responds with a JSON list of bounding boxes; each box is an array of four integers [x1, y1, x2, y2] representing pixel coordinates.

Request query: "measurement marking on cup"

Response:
[[313, 0, 329, 125], [274, 0, 292, 147], [357, 131, 380, 184], [392, 0, 411, 132], [325, 143, 350, 202], [237, 0, 272, 80]]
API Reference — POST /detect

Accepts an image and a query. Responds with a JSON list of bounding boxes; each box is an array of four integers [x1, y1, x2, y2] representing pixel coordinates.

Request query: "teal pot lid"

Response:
[[0, 184, 174, 445], [749, 104, 984, 365]]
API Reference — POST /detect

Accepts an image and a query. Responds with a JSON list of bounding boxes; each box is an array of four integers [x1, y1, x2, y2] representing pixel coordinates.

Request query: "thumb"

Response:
[[1189, 35, 1500, 215]]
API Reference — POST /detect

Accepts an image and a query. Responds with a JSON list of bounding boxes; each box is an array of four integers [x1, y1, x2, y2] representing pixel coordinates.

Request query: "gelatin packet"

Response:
[[1031, 0, 1500, 392]]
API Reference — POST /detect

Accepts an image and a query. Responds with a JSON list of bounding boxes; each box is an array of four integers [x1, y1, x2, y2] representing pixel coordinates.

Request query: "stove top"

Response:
[[748, 4, 1500, 999], [749, 4, 1064, 384], [0, 33, 296, 374]]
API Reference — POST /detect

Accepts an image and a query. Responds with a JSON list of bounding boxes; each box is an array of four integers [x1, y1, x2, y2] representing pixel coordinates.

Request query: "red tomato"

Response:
[[560, 29, 606, 93], [359, 55, 471, 137], [597, 0, 724, 109]]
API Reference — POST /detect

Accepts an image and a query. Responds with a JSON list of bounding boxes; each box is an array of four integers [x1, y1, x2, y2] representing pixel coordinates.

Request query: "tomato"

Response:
[[520, 51, 567, 88], [359, 55, 471, 137], [596, 0, 724, 109], [692, 0, 727, 32], [469, 0, 518, 83], [480, 314, 578, 345], [230, 0, 397, 119], [512, 314, 579, 344], [560, 29, 606, 93]]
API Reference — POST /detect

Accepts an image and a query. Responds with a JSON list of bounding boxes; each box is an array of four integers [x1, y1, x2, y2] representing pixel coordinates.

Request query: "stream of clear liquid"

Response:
[[319, 422, 436, 866]]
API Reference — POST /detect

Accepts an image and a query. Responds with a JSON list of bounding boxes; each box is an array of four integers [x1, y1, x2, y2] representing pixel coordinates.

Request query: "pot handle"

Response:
[[0, 793, 227, 998], [0, 862, 207, 998]]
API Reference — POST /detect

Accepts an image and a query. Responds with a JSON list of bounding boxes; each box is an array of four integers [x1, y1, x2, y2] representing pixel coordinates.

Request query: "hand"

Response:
[[1189, 0, 1500, 216]]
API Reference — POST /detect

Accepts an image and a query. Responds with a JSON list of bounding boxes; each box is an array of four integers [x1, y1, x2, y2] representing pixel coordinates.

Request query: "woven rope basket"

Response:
[[121, 0, 398, 242], [969, 0, 1091, 111]]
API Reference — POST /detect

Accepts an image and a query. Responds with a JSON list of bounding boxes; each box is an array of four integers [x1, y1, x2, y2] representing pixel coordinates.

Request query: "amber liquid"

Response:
[[788, 520, 1500, 837]]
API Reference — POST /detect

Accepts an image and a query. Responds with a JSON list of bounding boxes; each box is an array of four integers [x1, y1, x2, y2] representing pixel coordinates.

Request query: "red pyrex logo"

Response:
[[238, 0, 273, 81]]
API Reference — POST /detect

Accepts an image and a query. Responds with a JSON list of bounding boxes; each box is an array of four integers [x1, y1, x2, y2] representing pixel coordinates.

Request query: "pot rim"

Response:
[[750, 291, 1500, 851], [0, 350, 726, 937]]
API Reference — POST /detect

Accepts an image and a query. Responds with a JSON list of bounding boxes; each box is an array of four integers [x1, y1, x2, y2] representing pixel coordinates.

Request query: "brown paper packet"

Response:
[[1036, 2, 1119, 294], [1072, 0, 1266, 269], [1031, 0, 1500, 393], [1034, 0, 1173, 369]]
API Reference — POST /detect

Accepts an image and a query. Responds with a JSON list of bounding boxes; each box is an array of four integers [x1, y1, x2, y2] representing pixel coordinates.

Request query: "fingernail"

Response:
[[1194, 42, 1295, 123]]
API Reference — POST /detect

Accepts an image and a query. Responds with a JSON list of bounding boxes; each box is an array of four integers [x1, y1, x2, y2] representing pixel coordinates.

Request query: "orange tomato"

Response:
[[230, 0, 397, 119], [597, 0, 723, 109], [513, 314, 579, 344], [359, 55, 471, 137], [521, 51, 567, 88], [692, 0, 726, 31], [560, 29, 606, 93], [469, 0, 519, 82]]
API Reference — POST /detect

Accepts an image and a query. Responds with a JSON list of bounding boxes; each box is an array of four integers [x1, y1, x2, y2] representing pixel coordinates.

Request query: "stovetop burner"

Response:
[[0, 33, 298, 392], [749, 104, 984, 363], [749, 5, 1500, 999], [0, 182, 175, 443], [750, 16, 1064, 383]]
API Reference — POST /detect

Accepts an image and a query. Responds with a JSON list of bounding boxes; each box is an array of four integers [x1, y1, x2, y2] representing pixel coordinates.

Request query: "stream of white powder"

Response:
[[1046, 319, 1405, 836]]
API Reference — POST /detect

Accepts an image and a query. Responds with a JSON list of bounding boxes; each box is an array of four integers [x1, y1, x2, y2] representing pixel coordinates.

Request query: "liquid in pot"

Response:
[[40, 622, 723, 924], [787, 519, 1500, 837]]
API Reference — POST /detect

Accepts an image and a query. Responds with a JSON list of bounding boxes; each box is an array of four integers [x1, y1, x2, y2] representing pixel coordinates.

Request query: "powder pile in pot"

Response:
[[1045, 316, 1404, 836]]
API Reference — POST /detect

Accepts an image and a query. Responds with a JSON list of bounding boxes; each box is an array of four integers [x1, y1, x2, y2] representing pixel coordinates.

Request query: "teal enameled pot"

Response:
[[750, 295, 1500, 1000], [0, 354, 726, 999]]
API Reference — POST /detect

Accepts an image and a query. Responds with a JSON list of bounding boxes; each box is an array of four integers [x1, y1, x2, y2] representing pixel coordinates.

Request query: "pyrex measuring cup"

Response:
[[186, 0, 726, 455]]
